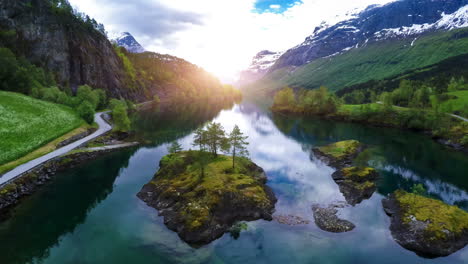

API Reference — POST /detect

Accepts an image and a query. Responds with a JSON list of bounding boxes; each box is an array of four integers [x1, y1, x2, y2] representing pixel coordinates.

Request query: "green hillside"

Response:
[[245, 28, 468, 96], [0, 91, 83, 165]]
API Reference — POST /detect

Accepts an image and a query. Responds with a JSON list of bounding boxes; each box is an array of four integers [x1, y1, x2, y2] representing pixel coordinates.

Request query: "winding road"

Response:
[[0, 112, 112, 186]]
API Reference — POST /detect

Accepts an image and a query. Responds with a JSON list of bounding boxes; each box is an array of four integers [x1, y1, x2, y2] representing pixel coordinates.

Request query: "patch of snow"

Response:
[[435, 5, 468, 30], [411, 37, 418, 46]]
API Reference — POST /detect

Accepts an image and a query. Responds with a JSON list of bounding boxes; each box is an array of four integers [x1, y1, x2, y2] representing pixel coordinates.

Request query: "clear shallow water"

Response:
[[1, 103, 468, 264]]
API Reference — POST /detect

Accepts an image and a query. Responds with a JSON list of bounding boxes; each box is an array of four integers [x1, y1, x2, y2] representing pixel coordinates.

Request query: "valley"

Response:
[[0, 0, 467, 263]]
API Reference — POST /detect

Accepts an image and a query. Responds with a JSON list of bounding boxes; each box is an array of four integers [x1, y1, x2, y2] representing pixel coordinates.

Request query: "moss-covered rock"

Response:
[[312, 203, 355, 233], [312, 140, 365, 168], [382, 190, 468, 257], [332, 167, 378, 205], [137, 151, 277, 245]]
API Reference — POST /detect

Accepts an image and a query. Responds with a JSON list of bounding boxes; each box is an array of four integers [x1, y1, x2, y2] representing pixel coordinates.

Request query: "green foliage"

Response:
[[168, 141, 183, 154], [110, 99, 131, 132], [0, 91, 83, 164], [272, 86, 341, 115], [411, 184, 427, 196], [273, 87, 295, 108], [229, 222, 248, 239], [76, 85, 99, 110], [77, 101, 95, 124], [0, 47, 54, 94], [227, 125, 249, 169], [153, 94, 160, 104]]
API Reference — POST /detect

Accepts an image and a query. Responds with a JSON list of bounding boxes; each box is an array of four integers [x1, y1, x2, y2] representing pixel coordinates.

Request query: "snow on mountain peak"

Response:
[[112, 32, 145, 53]]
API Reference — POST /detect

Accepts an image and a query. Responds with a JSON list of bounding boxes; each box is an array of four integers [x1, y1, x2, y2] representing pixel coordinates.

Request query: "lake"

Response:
[[1, 102, 467, 264]]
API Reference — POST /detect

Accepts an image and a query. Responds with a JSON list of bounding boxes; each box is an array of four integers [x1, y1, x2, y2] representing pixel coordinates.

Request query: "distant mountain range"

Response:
[[241, 0, 468, 93], [112, 32, 145, 53]]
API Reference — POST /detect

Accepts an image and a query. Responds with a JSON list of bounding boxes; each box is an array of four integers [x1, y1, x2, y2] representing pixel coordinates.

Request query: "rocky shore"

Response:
[[312, 203, 355, 233], [137, 151, 277, 245]]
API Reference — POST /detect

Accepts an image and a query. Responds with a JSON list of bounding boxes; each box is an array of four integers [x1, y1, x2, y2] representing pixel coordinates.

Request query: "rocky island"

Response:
[[332, 167, 378, 206], [137, 151, 277, 245], [312, 140, 365, 168], [383, 190, 468, 258]]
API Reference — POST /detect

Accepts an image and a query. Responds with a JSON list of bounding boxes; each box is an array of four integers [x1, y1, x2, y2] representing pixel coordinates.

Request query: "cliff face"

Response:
[[0, 0, 146, 101]]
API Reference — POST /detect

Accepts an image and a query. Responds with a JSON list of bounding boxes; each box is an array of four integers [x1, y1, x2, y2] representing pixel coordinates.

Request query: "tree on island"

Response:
[[227, 125, 249, 170], [205, 122, 228, 157], [168, 141, 183, 154]]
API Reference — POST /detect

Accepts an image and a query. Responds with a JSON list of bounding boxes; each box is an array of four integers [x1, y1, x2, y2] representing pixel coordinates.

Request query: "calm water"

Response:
[[1, 103, 468, 264]]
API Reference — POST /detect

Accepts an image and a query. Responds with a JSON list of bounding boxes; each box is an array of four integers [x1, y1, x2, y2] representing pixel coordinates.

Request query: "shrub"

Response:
[[77, 101, 95, 124], [112, 104, 131, 131]]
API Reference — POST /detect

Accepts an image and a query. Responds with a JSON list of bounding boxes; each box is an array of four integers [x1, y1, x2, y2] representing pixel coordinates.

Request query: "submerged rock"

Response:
[[312, 140, 365, 168], [332, 167, 378, 206], [312, 204, 355, 233], [137, 151, 277, 245], [274, 215, 310, 226], [382, 190, 468, 258]]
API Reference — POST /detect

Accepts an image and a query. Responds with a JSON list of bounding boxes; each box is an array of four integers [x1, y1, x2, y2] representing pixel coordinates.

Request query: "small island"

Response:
[[332, 167, 378, 206], [312, 140, 365, 168], [137, 123, 276, 244], [383, 190, 468, 257]]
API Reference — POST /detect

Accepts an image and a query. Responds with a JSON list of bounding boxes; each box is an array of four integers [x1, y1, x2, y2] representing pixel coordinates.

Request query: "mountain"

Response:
[[271, 0, 468, 71], [0, 0, 144, 100], [113, 32, 145, 53], [243, 0, 468, 96], [0, 0, 237, 104], [237, 50, 283, 86]]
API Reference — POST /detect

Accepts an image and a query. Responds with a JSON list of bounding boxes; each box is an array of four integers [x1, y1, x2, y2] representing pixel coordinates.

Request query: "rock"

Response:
[[382, 190, 468, 258], [137, 151, 277, 245], [312, 140, 365, 169], [332, 167, 378, 205], [312, 204, 355, 233], [274, 215, 310, 226]]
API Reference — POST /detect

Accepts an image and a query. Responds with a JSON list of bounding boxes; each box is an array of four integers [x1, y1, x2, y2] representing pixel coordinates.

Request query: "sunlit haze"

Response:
[[69, 0, 396, 82]]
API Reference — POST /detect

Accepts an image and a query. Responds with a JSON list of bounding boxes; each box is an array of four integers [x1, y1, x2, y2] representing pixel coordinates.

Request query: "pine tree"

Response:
[[192, 127, 207, 151], [227, 125, 249, 170], [168, 141, 182, 154], [205, 122, 227, 157]]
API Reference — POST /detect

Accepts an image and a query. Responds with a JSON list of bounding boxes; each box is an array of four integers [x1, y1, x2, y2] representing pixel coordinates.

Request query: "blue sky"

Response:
[[254, 0, 302, 13]]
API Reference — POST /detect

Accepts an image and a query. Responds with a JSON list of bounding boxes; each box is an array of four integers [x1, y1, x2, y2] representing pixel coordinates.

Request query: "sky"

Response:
[[69, 0, 396, 83]]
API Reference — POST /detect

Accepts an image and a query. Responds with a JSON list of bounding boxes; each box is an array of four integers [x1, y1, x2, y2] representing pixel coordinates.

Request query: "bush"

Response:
[[77, 101, 95, 124], [112, 104, 131, 131]]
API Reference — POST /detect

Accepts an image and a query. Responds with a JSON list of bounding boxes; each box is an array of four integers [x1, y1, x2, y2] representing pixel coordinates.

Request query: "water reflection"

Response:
[[0, 150, 136, 264], [0, 102, 467, 264]]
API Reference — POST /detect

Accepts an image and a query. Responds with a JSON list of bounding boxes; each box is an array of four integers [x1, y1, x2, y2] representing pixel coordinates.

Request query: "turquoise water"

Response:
[[1, 103, 467, 264]]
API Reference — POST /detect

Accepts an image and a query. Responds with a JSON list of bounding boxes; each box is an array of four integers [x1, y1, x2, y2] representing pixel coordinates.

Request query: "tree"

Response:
[[193, 127, 208, 151], [112, 103, 131, 132], [168, 141, 183, 154], [273, 87, 295, 108], [77, 101, 95, 124], [205, 122, 227, 157], [76, 85, 99, 110], [227, 125, 249, 169]]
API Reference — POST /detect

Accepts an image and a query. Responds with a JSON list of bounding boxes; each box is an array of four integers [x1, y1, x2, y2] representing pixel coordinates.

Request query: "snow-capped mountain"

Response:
[[267, 0, 468, 72], [113, 32, 145, 53], [237, 50, 283, 86]]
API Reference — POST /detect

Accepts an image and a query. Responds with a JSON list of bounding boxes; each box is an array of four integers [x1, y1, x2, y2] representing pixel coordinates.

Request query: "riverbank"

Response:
[[273, 104, 468, 153], [0, 138, 139, 220]]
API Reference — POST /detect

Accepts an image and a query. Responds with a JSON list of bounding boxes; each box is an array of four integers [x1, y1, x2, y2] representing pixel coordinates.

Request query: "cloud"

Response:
[[69, 0, 396, 82], [270, 4, 281, 9]]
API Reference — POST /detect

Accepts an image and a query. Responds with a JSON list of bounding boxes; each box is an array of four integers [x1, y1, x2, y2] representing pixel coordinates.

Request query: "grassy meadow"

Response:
[[0, 91, 83, 166]]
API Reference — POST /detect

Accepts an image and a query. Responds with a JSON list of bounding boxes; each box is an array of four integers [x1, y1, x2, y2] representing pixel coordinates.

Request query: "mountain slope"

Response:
[[0, 0, 145, 100], [243, 0, 468, 97], [245, 27, 468, 95], [113, 32, 145, 53], [271, 0, 468, 71], [237, 50, 283, 86]]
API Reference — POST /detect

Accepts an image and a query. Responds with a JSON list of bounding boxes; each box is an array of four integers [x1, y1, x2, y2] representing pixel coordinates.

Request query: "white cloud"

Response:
[[69, 0, 395, 83], [270, 4, 281, 9]]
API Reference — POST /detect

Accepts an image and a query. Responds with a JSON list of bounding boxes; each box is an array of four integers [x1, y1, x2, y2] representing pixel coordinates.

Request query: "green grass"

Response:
[[436, 90, 468, 117], [0, 91, 84, 165], [246, 28, 468, 95]]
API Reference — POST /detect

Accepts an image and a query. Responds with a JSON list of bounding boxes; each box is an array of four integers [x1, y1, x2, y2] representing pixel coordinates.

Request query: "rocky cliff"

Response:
[[0, 0, 146, 101]]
